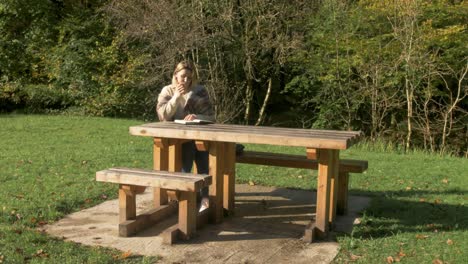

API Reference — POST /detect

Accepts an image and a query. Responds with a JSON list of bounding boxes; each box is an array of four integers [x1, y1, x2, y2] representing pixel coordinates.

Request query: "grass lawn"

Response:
[[0, 114, 466, 263]]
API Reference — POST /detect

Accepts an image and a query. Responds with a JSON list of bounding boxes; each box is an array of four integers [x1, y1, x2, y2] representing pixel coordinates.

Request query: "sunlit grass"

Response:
[[0, 114, 466, 263]]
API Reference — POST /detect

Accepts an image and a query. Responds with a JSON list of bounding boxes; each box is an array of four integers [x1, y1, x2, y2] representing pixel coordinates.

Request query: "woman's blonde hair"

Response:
[[171, 61, 198, 90]]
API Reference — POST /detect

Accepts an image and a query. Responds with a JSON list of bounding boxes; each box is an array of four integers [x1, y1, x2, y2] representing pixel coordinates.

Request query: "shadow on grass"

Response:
[[340, 189, 468, 239]]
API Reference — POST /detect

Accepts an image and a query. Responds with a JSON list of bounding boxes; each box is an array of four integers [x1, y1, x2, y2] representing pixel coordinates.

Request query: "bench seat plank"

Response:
[[96, 167, 212, 192], [236, 151, 367, 173]]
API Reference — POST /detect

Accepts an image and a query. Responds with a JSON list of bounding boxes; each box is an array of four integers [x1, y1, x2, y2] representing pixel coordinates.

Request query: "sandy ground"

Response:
[[42, 184, 370, 264]]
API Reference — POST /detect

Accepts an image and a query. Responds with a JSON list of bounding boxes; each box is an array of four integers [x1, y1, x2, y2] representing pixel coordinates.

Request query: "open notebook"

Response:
[[174, 119, 214, 125]]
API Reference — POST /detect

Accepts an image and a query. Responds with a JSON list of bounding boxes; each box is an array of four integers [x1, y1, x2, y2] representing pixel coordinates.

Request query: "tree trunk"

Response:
[[255, 78, 272, 126], [244, 78, 253, 124], [405, 78, 413, 152]]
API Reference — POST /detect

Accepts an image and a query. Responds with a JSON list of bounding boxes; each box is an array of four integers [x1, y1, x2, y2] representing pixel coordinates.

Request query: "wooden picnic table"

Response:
[[129, 122, 362, 242]]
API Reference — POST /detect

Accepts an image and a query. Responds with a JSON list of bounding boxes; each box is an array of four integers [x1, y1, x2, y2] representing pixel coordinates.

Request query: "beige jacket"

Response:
[[156, 84, 215, 122]]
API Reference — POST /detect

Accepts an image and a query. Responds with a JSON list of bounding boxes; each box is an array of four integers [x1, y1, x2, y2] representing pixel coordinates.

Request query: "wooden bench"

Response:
[[236, 151, 368, 215], [96, 167, 212, 244]]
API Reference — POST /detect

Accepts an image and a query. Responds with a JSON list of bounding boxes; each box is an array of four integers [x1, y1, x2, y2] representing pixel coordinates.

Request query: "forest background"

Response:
[[0, 0, 466, 156]]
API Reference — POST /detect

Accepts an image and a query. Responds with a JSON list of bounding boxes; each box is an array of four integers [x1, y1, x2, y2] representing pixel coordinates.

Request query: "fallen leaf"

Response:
[[446, 239, 453, 245], [432, 259, 443, 264], [386, 256, 394, 263], [398, 251, 406, 257], [405, 186, 412, 190], [350, 254, 361, 260], [121, 251, 132, 259], [30, 217, 37, 224], [33, 249, 49, 258], [434, 199, 442, 204], [442, 178, 448, 184], [415, 234, 429, 239], [38, 221, 47, 226], [419, 198, 426, 202], [395, 257, 401, 262], [248, 180, 255, 186]]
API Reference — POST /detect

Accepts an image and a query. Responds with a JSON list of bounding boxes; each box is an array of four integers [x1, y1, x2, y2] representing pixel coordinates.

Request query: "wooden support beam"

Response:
[[178, 191, 197, 239], [306, 148, 318, 160], [337, 172, 349, 215], [119, 201, 178, 237], [236, 151, 367, 173], [312, 149, 339, 239], [162, 224, 180, 245], [154, 138, 169, 207], [160, 207, 211, 245], [209, 142, 224, 224], [328, 151, 340, 228], [169, 140, 182, 172], [119, 185, 136, 223], [303, 221, 316, 243], [223, 142, 236, 214], [167, 190, 180, 201]]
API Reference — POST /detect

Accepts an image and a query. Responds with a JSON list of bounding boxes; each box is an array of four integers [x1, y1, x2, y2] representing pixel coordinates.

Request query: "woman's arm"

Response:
[[156, 86, 182, 121], [186, 85, 215, 122]]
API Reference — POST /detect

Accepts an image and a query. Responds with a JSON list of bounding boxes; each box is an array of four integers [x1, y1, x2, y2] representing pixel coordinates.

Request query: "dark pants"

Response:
[[181, 141, 209, 199]]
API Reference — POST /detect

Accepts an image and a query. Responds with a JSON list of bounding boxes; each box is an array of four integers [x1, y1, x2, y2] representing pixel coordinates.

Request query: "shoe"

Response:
[[199, 197, 209, 212]]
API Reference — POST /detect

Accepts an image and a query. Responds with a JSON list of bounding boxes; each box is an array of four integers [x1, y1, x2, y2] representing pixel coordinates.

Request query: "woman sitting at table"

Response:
[[156, 61, 215, 212]]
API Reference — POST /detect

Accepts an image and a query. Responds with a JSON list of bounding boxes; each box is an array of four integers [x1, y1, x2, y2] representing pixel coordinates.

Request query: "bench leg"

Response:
[[119, 185, 137, 223], [178, 191, 197, 239], [337, 172, 349, 215]]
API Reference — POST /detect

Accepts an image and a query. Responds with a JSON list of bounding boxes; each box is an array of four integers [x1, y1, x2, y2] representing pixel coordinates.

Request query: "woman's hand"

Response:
[[174, 84, 186, 98], [184, 114, 197, 121]]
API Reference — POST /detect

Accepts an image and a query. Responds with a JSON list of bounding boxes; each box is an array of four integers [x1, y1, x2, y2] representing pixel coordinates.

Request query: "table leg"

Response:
[[337, 171, 349, 215], [209, 142, 224, 224], [329, 152, 340, 228], [223, 142, 236, 215], [153, 138, 169, 206], [304, 148, 339, 242]]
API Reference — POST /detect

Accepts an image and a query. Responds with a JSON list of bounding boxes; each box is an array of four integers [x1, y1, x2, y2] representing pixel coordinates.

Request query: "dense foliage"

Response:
[[0, 0, 466, 155]]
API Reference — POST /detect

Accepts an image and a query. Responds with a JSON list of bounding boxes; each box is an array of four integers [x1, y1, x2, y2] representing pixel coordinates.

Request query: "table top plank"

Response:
[[129, 122, 362, 150]]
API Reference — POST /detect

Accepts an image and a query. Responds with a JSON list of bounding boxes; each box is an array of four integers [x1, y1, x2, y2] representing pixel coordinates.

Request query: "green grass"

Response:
[[1, 114, 467, 263]]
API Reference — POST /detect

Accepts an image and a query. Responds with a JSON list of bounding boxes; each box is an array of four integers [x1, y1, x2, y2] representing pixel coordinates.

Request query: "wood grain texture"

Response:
[[178, 191, 197, 239], [209, 142, 224, 224], [119, 185, 136, 223], [96, 168, 212, 192], [314, 149, 339, 238], [130, 122, 362, 149], [154, 138, 169, 206], [223, 142, 236, 214], [237, 151, 367, 173], [118, 201, 178, 237]]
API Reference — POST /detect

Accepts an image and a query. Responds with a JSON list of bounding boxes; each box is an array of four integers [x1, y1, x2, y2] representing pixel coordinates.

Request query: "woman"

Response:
[[156, 61, 214, 212]]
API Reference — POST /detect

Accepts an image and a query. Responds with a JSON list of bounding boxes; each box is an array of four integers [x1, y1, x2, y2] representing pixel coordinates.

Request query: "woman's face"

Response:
[[175, 69, 192, 90]]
